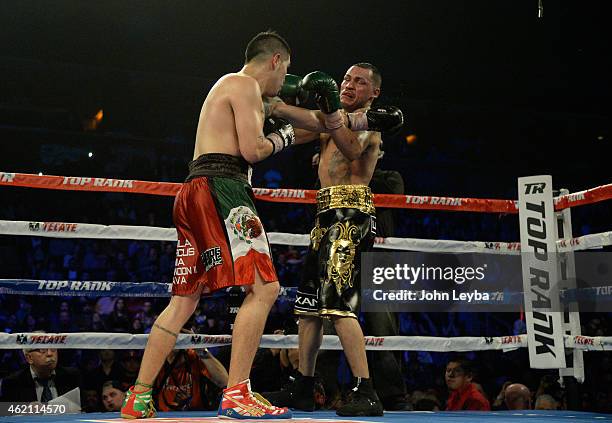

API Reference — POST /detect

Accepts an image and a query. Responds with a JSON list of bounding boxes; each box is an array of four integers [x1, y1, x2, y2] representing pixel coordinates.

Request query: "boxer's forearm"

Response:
[[293, 128, 320, 145], [200, 351, 229, 387], [272, 102, 327, 132]]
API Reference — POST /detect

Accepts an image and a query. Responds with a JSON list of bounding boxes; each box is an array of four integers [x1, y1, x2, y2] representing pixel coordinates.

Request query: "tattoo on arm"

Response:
[[263, 96, 283, 118], [263, 102, 271, 119]]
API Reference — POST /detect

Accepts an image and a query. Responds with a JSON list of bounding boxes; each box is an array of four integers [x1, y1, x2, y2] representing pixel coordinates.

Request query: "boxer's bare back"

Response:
[[192, 73, 266, 160]]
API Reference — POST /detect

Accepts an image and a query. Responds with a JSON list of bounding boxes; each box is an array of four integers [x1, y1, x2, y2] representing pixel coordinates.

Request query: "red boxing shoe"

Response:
[[218, 379, 292, 419]]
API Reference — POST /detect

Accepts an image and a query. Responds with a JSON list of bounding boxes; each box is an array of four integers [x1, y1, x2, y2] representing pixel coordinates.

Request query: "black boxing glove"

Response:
[[264, 117, 295, 155], [348, 106, 404, 133]]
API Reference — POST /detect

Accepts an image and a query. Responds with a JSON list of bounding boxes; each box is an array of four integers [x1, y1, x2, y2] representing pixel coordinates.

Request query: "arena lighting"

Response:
[[538, 0, 543, 17], [94, 109, 103, 123], [38, 172, 43, 176], [88, 152, 94, 158], [405, 134, 417, 144], [83, 109, 104, 131]]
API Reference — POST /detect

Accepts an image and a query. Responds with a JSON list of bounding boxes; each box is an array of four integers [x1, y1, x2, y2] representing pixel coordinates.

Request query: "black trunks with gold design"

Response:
[[294, 185, 376, 319]]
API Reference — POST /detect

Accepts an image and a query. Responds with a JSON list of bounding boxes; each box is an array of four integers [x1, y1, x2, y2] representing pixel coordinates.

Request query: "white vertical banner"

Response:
[[518, 175, 566, 369]]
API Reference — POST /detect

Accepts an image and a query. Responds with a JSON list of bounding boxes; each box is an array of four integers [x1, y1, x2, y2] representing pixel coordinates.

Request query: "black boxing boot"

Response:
[[262, 371, 316, 411], [336, 377, 384, 417]]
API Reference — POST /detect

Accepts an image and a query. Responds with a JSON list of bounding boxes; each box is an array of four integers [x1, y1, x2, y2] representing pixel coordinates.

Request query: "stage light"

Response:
[[405, 134, 417, 144]]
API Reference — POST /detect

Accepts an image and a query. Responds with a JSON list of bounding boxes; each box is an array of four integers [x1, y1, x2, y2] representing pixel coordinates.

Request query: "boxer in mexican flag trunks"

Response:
[[121, 31, 366, 420], [172, 153, 276, 295]]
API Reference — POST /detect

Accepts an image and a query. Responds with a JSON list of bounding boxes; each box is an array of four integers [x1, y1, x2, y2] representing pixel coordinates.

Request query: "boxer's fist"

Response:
[[348, 106, 404, 133], [264, 117, 295, 154], [298, 71, 341, 114], [366, 106, 404, 133], [279, 74, 308, 106]]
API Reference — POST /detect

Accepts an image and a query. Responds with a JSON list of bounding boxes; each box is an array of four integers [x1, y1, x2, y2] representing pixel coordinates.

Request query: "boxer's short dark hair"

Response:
[[245, 31, 291, 63]]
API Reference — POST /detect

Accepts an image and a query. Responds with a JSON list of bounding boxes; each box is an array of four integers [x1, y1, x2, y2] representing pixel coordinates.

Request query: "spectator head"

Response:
[[505, 383, 532, 410], [59, 310, 71, 326], [101, 380, 125, 412], [537, 374, 563, 403], [445, 358, 474, 391], [82, 388, 101, 413], [25, 315, 36, 330], [23, 348, 58, 378], [92, 313, 104, 329], [120, 350, 141, 375], [535, 394, 558, 410], [313, 379, 326, 409], [131, 319, 143, 333], [148, 246, 158, 260], [106, 269, 118, 281], [114, 298, 125, 313], [99, 349, 115, 362]]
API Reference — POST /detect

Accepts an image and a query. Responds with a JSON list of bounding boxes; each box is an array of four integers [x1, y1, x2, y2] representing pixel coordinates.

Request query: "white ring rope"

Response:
[[1, 220, 611, 254], [1, 332, 610, 352], [0, 180, 609, 361]]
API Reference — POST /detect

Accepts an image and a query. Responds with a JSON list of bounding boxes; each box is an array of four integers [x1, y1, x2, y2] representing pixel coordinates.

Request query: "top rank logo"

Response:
[[0, 172, 16, 182], [524, 182, 546, 195], [16, 334, 28, 345], [62, 176, 134, 188]]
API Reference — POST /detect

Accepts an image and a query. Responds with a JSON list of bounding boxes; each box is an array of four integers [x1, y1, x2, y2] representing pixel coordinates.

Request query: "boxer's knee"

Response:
[[168, 292, 201, 320], [249, 271, 280, 305], [259, 280, 280, 305]]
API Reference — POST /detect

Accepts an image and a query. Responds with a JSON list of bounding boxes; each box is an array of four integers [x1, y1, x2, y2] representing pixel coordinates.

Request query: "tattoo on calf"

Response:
[[153, 323, 178, 338]]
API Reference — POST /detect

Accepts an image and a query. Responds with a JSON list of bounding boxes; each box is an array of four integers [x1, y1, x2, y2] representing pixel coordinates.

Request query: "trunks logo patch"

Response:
[[201, 247, 223, 272], [228, 207, 263, 244]]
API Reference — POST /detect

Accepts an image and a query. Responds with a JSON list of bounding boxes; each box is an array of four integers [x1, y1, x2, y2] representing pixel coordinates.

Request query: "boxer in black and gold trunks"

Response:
[[264, 63, 403, 417], [297, 185, 376, 319]]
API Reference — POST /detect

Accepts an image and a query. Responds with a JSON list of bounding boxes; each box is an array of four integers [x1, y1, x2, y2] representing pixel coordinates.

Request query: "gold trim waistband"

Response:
[[316, 185, 375, 215]]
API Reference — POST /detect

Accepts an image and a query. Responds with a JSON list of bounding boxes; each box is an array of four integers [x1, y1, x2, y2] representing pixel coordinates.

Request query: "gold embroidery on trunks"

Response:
[[316, 185, 375, 215], [310, 219, 327, 251], [326, 221, 358, 296]]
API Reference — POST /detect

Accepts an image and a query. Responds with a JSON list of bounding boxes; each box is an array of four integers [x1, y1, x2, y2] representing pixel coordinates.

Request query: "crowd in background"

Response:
[[0, 126, 611, 414], [1, 276, 611, 412]]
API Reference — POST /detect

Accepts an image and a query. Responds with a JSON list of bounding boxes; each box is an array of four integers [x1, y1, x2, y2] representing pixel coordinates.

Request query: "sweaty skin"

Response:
[[318, 65, 382, 187], [194, 67, 337, 163], [192, 73, 276, 163], [318, 126, 380, 187], [296, 65, 384, 383]]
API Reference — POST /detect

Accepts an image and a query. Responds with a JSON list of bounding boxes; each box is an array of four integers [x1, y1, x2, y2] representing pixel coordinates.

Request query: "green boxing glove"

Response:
[[279, 73, 316, 108], [279, 74, 302, 105], [298, 71, 341, 115]]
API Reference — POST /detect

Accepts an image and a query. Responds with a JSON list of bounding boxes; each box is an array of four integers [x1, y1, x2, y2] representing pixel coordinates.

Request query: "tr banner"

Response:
[[518, 175, 566, 369]]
